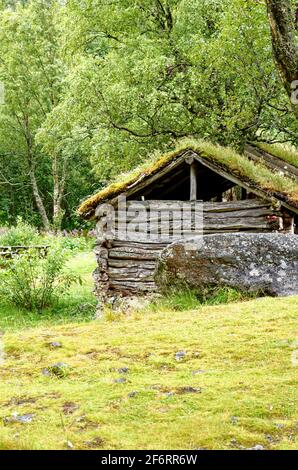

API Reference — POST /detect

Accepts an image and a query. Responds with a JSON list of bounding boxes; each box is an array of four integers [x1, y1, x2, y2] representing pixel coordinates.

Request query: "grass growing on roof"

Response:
[[196, 140, 298, 202], [78, 139, 298, 218], [255, 142, 298, 169]]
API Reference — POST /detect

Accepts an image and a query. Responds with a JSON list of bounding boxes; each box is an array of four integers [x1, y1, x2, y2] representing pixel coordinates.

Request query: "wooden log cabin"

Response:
[[78, 142, 298, 303]]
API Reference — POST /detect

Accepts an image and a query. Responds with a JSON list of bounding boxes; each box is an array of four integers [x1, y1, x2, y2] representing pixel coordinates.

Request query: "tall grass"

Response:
[[146, 286, 256, 313], [256, 142, 298, 169]]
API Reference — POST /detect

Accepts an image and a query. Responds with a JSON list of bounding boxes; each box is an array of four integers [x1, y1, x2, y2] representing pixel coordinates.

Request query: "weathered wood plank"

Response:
[[109, 270, 155, 281], [109, 249, 162, 261], [109, 280, 157, 292], [108, 259, 156, 269], [115, 215, 275, 229], [121, 199, 269, 212], [111, 240, 168, 249], [190, 162, 198, 201], [114, 209, 275, 223]]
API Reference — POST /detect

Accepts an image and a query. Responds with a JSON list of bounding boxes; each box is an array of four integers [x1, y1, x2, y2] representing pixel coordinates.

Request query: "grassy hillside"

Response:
[[0, 293, 297, 450]]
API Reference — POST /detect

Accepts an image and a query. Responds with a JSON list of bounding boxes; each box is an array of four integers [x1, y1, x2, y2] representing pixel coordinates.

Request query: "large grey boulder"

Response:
[[155, 233, 298, 297]]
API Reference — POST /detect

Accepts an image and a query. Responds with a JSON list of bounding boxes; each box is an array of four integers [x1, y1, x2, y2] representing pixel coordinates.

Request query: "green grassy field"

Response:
[[0, 253, 297, 450]]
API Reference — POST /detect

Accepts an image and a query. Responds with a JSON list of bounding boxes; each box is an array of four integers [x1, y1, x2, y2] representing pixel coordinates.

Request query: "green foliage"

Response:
[[0, 251, 97, 330], [0, 218, 40, 246], [1, 0, 298, 230], [203, 287, 255, 306], [53, 235, 94, 253], [0, 246, 80, 312], [0, 0, 97, 229], [40, 0, 297, 185]]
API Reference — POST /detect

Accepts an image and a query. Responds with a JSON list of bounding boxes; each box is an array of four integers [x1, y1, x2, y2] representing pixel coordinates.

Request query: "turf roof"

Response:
[[254, 142, 298, 170], [78, 139, 298, 219]]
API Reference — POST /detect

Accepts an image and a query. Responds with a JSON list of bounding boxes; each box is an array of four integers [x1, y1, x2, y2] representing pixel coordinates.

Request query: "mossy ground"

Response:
[[0, 255, 297, 450]]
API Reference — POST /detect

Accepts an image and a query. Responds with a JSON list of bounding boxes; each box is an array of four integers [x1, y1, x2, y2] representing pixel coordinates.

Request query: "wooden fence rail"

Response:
[[0, 246, 49, 260]]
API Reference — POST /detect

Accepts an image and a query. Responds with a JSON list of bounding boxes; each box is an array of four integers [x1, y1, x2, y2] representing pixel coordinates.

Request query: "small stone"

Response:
[[4, 413, 34, 424], [49, 341, 62, 349], [175, 351, 186, 361], [164, 392, 175, 398], [114, 377, 126, 384], [231, 416, 238, 425], [275, 423, 285, 430], [118, 367, 129, 374], [16, 414, 34, 424], [247, 445, 265, 451], [66, 441, 74, 450], [128, 391, 138, 398], [192, 370, 207, 375]]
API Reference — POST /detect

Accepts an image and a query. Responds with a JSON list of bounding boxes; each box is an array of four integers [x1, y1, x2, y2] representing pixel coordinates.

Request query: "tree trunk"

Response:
[[29, 164, 50, 231], [266, 0, 298, 118], [52, 154, 67, 230], [22, 112, 50, 231], [52, 154, 61, 229], [26, 136, 50, 231]]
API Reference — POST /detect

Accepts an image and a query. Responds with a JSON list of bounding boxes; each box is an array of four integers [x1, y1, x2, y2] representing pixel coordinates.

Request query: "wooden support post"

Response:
[[190, 163, 197, 201], [185, 154, 198, 201], [241, 187, 247, 200], [283, 211, 295, 234]]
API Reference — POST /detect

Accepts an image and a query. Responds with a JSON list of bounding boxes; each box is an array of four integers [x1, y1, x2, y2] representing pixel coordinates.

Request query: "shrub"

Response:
[[0, 246, 80, 312], [42, 231, 95, 253], [56, 235, 93, 252], [0, 218, 40, 247]]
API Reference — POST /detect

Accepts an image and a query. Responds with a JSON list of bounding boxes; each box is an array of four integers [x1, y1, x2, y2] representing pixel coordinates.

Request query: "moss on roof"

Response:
[[255, 142, 298, 169], [78, 139, 298, 219]]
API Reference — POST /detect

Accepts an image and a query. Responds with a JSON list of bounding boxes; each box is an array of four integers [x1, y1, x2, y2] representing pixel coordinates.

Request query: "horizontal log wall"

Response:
[[107, 199, 282, 243], [94, 199, 283, 297], [108, 240, 167, 294]]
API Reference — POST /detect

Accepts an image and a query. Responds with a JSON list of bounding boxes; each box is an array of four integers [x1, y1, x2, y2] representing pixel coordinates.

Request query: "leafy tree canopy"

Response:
[[1, 0, 298, 227]]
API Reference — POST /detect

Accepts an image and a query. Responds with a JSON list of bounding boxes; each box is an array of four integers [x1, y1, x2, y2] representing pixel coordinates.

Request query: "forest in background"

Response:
[[0, 0, 298, 230]]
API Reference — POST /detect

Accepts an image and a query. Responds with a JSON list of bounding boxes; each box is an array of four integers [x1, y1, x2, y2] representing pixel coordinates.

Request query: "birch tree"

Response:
[[0, 0, 66, 229]]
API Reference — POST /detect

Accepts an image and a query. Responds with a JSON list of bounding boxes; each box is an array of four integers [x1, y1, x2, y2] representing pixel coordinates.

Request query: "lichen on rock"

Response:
[[155, 233, 298, 297]]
